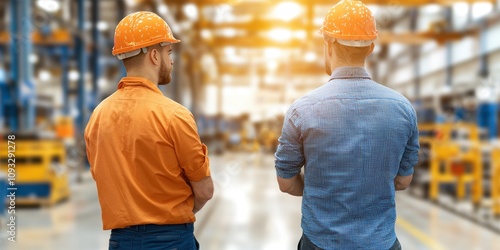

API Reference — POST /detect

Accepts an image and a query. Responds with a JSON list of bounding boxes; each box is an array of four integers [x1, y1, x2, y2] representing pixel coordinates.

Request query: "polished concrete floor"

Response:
[[0, 152, 499, 250]]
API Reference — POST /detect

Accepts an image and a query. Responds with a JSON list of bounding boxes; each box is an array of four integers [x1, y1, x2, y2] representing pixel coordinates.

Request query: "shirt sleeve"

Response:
[[399, 107, 420, 176], [168, 108, 211, 182], [274, 106, 305, 179]]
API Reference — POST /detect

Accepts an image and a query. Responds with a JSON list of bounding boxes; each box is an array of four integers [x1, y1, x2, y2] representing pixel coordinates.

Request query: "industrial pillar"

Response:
[[409, 9, 420, 99], [8, 0, 19, 131], [0, 48, 5, 131], [19, 0, 35, 132], [61, 46, 70, 115], [7, 0, 35, 132], [444, 7, 463, 121], [444, 7, 453, 88], [76, 0, 86, 131], [90, 0, 100, 111], [478, 23, 489, 79]]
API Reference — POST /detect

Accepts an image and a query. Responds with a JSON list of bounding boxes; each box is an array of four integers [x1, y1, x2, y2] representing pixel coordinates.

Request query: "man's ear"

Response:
[[149, 48, 161, 66], [367, 43, 375, 56]]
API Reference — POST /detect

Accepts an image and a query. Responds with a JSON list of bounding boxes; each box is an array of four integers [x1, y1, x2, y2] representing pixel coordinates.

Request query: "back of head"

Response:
[[121, 43, 164, 71], [325, 37, 374, 65], [320, 0, 378, 44], [112, 11, 180, 71], [320, 0, 378, 65]]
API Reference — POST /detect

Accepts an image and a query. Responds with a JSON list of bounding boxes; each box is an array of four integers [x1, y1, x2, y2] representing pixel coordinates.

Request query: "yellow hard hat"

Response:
[[319, 0, 378, 47], [112, 11, 180, 60]]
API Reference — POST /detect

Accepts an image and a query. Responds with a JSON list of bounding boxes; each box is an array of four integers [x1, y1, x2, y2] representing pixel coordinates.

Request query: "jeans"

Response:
[[109, 223, 199, 250], [298, 234, 402, 250]]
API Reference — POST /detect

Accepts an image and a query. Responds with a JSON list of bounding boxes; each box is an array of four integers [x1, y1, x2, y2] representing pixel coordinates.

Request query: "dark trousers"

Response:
[[109, 223, 199, 250], [298, 234, 402, 250]]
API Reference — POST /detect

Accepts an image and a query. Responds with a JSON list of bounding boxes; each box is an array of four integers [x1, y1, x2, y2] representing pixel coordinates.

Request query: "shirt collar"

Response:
[[117, 77, 163, 95], [329, 67, 371, 80]]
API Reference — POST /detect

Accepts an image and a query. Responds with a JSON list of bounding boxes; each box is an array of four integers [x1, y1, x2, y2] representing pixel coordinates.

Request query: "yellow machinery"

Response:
[[420, 123, 483, 206], [0, 139, 70, 206], [258, 125, 279, 153], [240, 122, 260, 152], [492, 147, 500, 217], [240, 129, 260, 152]]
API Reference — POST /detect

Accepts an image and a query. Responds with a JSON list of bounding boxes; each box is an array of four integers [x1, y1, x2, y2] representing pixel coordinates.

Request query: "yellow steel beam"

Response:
[[197, 0, 495, 7], [377, 30, 475, 45], [32, 29, 72, 45], [218, 62, 325, 75], [0, 30, 72, 45], [204, 28, 473, 45], [361, 0, 495, 6], [204, 29, 472, 48], [375, 32, 429, 45], [212, 36, 305, 47], [218, 65, 252, 75], [202, 19, 307, 30]]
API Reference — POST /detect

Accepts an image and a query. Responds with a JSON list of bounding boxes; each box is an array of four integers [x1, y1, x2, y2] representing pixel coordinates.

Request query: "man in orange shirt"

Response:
[[85, 12, 213, 250]]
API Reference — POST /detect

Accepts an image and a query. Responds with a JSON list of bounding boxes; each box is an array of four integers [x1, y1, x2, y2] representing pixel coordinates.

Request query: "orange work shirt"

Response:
[[85, 77, 210, 230]]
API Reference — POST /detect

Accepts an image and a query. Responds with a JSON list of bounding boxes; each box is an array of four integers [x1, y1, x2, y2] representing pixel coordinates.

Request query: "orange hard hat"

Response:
[[112, 11, 180, 60], [319, 0, 378, 47]]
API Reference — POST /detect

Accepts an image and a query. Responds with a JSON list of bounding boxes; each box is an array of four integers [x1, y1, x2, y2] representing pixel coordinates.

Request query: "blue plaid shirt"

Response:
[[275, 67, 419, 249]]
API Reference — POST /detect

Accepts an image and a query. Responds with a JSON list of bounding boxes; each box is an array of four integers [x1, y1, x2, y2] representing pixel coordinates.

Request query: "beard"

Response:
[[158, 58, 172, 85]]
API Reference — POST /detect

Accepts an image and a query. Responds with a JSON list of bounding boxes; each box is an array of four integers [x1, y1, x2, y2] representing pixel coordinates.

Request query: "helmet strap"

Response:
[[116, 47, 147, 60], [117, 42, 171, 60], [336, 38, 373, 48]]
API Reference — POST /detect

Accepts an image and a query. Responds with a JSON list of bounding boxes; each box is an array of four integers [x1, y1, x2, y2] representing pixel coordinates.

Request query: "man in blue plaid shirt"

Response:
[[274, 1, 419, 249]]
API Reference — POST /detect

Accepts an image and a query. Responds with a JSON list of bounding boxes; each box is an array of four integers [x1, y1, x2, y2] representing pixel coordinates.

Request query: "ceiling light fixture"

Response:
[[272, 2, 303, 21], [36, 0, 61, 13]]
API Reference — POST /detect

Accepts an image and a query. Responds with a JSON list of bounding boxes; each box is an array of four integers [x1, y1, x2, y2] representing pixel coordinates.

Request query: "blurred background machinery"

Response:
[[0, 0, 500, 249], [0, 137, 70, 206]]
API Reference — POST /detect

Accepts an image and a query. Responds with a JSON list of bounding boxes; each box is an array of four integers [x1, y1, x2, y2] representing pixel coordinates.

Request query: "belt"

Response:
[[124, 223, 193, 231]]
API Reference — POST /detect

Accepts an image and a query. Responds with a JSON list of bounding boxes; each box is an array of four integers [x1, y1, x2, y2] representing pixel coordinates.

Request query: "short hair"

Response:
[[324, 36, 372, 65], [122, 43, 165, 70]]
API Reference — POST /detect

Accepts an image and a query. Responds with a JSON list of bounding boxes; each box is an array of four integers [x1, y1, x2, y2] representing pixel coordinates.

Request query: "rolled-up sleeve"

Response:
[[169, 108, 211, 181], [399, 108, 419, 176], [275, 107, 305, 178]]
